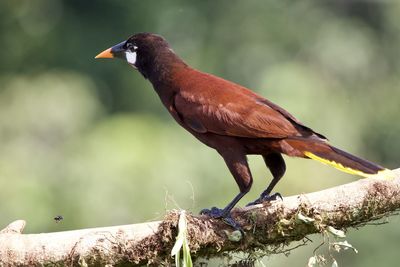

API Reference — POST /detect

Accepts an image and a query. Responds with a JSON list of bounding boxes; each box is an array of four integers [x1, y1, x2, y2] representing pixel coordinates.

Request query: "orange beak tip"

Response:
[[95, 48, 114, 59]]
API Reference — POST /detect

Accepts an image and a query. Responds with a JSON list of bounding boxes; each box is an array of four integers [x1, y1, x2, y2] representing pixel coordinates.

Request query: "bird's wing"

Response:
[[173, 77, 309, 139]]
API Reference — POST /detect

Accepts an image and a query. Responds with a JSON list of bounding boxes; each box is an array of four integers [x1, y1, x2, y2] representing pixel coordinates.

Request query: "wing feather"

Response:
[[174, 89, 301, 138], [172, 69, 322, 139]]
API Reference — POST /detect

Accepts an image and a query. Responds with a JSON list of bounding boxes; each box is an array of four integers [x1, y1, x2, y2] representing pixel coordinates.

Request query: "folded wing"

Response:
[[173, 72, 322, 139]]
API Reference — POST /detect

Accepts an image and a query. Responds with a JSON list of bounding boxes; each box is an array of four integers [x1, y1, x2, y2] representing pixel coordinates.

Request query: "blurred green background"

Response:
[[0, 0, 399, 266]]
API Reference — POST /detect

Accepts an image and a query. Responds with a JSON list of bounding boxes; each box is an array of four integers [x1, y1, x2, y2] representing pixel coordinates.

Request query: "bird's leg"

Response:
[[200, 149, 253, 229], [247, 153, 286, 206], [200, 191, 247, 229]]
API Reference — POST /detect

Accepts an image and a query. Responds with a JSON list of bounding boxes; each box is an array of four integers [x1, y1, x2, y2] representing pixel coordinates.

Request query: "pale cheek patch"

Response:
[[125, 51, 137, 65]]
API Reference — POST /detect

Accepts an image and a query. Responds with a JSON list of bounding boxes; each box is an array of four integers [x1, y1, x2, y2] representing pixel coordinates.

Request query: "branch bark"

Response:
[[1, 168, 400, 266]]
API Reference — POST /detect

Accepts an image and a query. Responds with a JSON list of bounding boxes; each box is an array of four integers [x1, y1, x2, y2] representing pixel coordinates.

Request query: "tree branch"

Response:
[[1, 168, 400, 266]]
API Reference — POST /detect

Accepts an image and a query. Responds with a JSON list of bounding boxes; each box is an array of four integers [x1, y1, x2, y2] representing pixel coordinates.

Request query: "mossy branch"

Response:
[[1, 168, 399, 266]]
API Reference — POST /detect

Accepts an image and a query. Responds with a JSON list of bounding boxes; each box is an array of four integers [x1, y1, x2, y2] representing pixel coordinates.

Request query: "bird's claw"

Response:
[[261, 192, 283, 201], [200, 207, 226, 218], [246, 192, 283, 206], [200, 207, 242, 231]]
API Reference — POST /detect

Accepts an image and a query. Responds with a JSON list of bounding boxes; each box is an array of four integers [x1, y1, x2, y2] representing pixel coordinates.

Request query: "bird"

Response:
[[95, 33, 394, 228]]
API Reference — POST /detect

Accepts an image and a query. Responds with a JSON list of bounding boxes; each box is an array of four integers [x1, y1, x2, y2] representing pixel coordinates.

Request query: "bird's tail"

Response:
[[285, 138, 395, 179]]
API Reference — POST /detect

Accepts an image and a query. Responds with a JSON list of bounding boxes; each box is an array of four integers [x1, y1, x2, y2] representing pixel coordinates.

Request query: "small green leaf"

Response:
[[175, 249, 181, 267], [171, 210, 193, 267], [296, 212, 315, 224], [183, 239, 193, 267], [171, 236, 184, 256], [178, 210, 187, 230], [327, 226, 346, 238]]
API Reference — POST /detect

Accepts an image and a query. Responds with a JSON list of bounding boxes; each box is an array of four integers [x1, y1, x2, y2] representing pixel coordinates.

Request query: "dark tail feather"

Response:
[[285, 138, 394, 179]]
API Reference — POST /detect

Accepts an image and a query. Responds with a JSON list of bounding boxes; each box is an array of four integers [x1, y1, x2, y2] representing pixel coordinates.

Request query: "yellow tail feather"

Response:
[[304, 151, 395, 180]]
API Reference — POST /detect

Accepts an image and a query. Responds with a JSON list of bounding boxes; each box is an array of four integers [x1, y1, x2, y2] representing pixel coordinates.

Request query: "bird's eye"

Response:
[[125, 43, 137, 52]]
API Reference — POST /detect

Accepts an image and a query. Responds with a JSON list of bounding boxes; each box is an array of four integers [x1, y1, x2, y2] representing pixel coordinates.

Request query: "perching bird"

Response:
[[96, 33, 394, 227]]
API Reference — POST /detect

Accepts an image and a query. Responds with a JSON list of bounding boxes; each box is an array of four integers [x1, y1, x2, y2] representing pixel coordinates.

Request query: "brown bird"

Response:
[[96, 33, 393, 227]]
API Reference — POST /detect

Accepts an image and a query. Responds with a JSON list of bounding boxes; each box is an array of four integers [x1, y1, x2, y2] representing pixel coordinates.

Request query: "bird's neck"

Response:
[[141, 50, 188, 88]]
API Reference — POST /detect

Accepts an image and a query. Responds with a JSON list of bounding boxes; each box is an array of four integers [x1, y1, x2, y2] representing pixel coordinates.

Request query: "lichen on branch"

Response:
[[0, 168, 399, 266]]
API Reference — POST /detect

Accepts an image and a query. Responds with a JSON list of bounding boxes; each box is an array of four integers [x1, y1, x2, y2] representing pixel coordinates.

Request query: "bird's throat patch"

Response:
[[126, 51, 137, 65]]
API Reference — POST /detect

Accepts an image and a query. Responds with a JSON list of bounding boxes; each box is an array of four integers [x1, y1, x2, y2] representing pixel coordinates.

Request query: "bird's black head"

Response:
[[96, 33, 183, 80]]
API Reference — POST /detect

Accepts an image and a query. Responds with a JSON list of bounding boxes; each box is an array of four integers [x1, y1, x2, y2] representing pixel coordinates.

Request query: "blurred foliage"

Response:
[[0, 0, 399, 266]]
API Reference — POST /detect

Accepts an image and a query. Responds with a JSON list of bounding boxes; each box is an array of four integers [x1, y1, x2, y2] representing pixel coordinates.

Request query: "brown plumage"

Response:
[[96, 33, 392, 228]]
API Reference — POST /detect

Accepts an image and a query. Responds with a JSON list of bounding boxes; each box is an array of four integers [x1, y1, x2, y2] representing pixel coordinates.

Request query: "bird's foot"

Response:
[[246, 192, 283, 206], [200, 207, 242, 230], [200, 207, 227, 218]]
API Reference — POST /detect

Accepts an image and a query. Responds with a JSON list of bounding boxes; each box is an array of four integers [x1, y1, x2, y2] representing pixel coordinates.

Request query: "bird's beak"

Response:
[[95, 48, 113, 59], [95, 41, 126, 59]]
